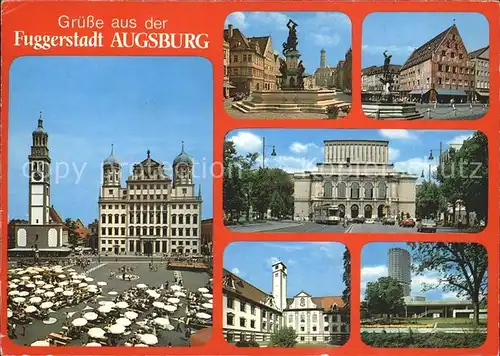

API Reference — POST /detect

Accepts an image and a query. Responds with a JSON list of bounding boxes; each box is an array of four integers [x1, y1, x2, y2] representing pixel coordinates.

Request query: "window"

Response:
[[312, 337, 317, 341], [239, 318, 246, 327], [171, 228, 176, 236], [364, 182, 373, 199], [250, 320, 256, 329], [441, 50, 446, 56], [185, 229, 191, 236], [121, 228, 125, 235], [172, 214, 177, 224], [312, 326, 317, 331], [226, 314, 234, 325], [186, 214, 191, 224], [350, 182, 360, 199], [251, 306, 256, 315], [114, 228, 119, 235], [182, 188, 187, 194], [108, 189, 113, 195], [193, 228, 198, 236], [101, 214, 106, 223], [121, 214, 125, 224], [324, 326, 329, 331], [108, 228, 112, 235], [378, 183, 387, 199], [240, 302, 246, 312], [193, 214, 198, 224], [178, 229, 183, 236], [227, 298, 234, 309], [451, 52, 455, 58], [101, 228, 106, 235], [323, 181, 332, 198], [337, 182, 347, 198], [179, 215, 184, 224]]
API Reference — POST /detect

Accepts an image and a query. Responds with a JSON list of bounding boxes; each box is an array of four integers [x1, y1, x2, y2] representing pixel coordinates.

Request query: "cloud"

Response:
[[361, 265, 388, 279], [267, 256, 280, 267], [311, 33, 341, 47], [447, 134, 472, 145], [226, 12, 247, 29], [267, 155, 318, 173], [394, 157, 438, 179], [310, 13, 351, 28], [287, 259, 296, 265], [262, 243, 306, 252], [388, 147, 400, 161], [227, 131, 262, 152], [231, 267, 241, 275], [379, 129, 416, 140], [248, 12, 289, 31], [362, 44, 417, 55], [289, 142, 319, 153]]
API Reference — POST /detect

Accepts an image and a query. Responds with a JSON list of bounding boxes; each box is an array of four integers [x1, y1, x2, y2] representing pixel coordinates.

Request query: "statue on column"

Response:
[[282, 19, 298, 55], [279, 60, 288, 88], [379, 50, 394, 103]]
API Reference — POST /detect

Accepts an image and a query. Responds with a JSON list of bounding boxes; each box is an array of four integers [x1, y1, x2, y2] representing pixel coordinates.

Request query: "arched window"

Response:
[[351, 183, 360, 199], [378, 183, 387, 199], [323, 181, 333, 198], [114, 214, 119, 224], [129, 227, 134, 236], [121, 214, 126, 224], [171, 214, 177, 224], [186, 214, 191, 224], [142, 227, 147, 236], [135, 227, 140, 236], [107, 214, 112, 223], [337, 182, 347, 198], [101, 214, 106, 224], [193, 214, 198, 224], [365, 182, 373, 199], [179, 214, 184, 224]]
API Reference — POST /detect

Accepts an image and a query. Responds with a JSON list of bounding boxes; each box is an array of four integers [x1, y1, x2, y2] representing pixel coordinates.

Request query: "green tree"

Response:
[[436, 146, 460, 224], [240, 152, 259, 221], [365, 277, 405, 319], [65, 218, 78, 248], [416, 181, 444, 219], [408, 242, 487, 325], [341, 247, 351, 312], [269, 327, 297, 348]]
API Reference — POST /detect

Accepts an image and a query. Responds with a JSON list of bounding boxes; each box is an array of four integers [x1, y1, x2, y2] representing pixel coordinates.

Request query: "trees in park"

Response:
[[365, 277, 405, 319], [342, 247, 351, 312], [223, 140, 294, 222], [415, 180, 445, 219], [64, 218, 79, 248], [408, 242, 487, 325], [269, 327, 298, 347]]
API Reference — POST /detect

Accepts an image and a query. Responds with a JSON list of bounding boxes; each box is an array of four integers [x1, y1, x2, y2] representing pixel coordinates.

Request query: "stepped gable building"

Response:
[[399, 24, 474, 103], [468, 45, 490, 103], [98, 143, 202, 256], [293, 140, 418, 221], [10, 115, 70, 258], [222, 260, 349, 345], [224, 24, 278, 95]]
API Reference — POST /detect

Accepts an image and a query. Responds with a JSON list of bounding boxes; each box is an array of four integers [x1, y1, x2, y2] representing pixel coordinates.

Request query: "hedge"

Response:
[[361, 332, 486, 348]]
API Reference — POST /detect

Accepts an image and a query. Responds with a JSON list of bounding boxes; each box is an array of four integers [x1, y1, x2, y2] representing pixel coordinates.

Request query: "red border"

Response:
[[1, 1, 499, 355]]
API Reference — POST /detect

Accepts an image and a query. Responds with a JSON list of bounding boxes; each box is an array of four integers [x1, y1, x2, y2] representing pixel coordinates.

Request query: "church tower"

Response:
[[28, 113, 51, 225], [172, 141, 194, 196], [101, 144, 121, 198], [272, 260, 288, 311], [320, 48, 327, 68]]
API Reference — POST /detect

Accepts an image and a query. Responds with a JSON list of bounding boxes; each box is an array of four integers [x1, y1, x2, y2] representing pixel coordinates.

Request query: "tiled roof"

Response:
[[224, 28, 271, 56], [401, 24, 455, 71], [223, 269, 272, 306], [286, 295, 346, 312], [362, 64, 402, 75], [469, 45, 489, 59]]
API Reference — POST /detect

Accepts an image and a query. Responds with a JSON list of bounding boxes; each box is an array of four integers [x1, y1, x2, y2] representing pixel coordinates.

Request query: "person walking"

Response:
[[11, 323, 17, 338]]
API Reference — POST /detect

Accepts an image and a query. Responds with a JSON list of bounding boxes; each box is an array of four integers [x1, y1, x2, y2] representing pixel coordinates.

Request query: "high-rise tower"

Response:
[[388, 248, 411, 296]]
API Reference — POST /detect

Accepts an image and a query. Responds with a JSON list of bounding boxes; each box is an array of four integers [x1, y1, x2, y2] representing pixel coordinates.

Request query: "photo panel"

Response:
[[222, 241, 351, 347], [361, 12, 490, 120], [223, 12, 352, 120], [224, 129, 488, 233], [361, 242, 487, 348], [6, 56, 214, 347]]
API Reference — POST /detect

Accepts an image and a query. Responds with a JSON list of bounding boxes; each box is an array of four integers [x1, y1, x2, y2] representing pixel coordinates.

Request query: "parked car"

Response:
[[417, 219, 437, 233], [351, 217, 365, 224], [382, 217, 396, 225], [400, 218, 416, 228], [365, 218, 375, 224]]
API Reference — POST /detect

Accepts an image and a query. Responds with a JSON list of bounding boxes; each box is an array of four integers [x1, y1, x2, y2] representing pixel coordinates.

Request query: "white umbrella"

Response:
[[31, 340, 50, 346], [202, 303, 213, 309], [57, 274, 67, 279], [108, 291, 118, 295], [124, 311, 138, 320], [8, 290, 19, 296], [196, 312, 211, 320], [35, 281, 45, 286], [72, 280, 81, 284], [170, 285, 182, 291], [78, 282, 88, 288], [85, 277, 94, 282], [34, 289, 45, 295], [85, 342, 101, 347], [43, 284, 54, 289], [88, 327, 106, 339], [13, 297, 26, 303], [202, 293, 213, 299], [167, 297, 180, 304], [154, 317, 170, 327], [40, 301, 54, 309], [84, 312, 99, 321], [134, 344, 149, 347], [97, 281, 107, 286], [109, 324, 125, 334], [58, 281, 69, 286], [116, 317, 131, 327], [33, 275, 43, 279], [136, 283, 147, 289], [63, 290, 74, 296], [44, 291, 55, 298], [30, 296, 42, 304], [19, 291, 30, 297], [25, 305, 37, 313], [209, 299, 213, 304], [98, 305, 111, 314], [67, 268, 76, 272], [153, 301, 165, 309], [174, 291, 186, 297], [7, 310, 13, 318], [164, 305, 177, 312], [103, 301, 116, 308], [26, 283, 36, 289], [149, 292, 160, 299], [72, 318, 88, 327], [87, 284, 98, 290], [116, 301, 129, 309], [198, 287, 209, 293], [139, 334, 158, 345], [54, 287, 64, 293], [146, 289, 156, 295], [11, 278, 21, 282], [20, 276, 30, 281]]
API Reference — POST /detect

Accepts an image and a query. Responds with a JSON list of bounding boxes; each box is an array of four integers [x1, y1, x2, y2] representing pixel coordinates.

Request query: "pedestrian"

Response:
[[168, 342, 172, 347], [11, 323, 17, 338], [21, 325, 27, 337]]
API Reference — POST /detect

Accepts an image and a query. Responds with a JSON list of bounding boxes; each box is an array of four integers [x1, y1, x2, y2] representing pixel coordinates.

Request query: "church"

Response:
[[222, 260, 349, 345], [9, 116, 70, 258]]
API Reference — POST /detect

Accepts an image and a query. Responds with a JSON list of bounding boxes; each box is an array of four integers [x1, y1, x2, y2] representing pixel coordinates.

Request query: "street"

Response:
[[228, 221, 472, 233], [414, 103, 488, 120]]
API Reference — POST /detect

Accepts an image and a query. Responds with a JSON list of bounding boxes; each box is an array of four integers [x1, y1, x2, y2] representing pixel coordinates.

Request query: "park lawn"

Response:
[[413, 318, 487, 327]]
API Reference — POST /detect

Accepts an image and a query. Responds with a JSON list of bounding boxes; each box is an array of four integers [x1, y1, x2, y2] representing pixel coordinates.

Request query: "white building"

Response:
[[223, 260, 349, 345], [98, 143, 202, 256], [469, 46, 489, 103], [293, 140, 418, 221]]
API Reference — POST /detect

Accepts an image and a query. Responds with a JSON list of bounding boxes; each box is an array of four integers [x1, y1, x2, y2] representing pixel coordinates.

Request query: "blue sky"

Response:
[[362, 243, 473, 301], [363, 12, 489, 67], [225, 12, 352, 74], [224, 242, 347, 297], [8, 56, 213, 225], [226, 129, 476, 181]]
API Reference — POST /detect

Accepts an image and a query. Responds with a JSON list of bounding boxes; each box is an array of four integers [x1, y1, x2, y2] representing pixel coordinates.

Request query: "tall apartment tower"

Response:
[[388, 248, 411, 296]]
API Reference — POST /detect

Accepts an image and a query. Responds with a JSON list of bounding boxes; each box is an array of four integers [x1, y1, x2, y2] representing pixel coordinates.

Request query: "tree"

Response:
[[65, 218, 79, 248], [365, 277, 405, 319], [341, 247, 351, 311], [408, 242, 487, 325], [415, 181, 444, 219], [269, 327, 297, 348]]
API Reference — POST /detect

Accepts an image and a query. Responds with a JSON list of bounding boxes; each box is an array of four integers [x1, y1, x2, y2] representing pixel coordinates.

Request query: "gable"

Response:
[[436, 26, 468, 57]]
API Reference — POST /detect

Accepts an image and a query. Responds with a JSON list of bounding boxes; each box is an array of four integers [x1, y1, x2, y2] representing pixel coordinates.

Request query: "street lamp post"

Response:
[[421, 143, 443, 182], [262, 137, 277, 169]]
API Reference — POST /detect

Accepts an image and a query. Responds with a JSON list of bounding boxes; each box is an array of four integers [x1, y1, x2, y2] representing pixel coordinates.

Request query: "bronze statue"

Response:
[[297, 60, 305, 90], [282, 19, 298, 55], [380, 51, 394, 103], [383, 50, 392, 74], [279, 60, 288, 88]]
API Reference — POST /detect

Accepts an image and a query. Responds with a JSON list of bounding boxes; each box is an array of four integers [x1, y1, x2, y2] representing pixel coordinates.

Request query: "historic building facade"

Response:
[[469, 45, 489, 103], [223, 260, 349, 345], [336, 48, 352, 91], [399, 24, 474, 103], [293, 140, 418, 221], [223, 39, 231, 98], [10, 116, 69, 257], [362, 64, 402, 92], [224, 24, 277, 95], [98, 144, 202, 256], [314, 49, 337, 88]]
